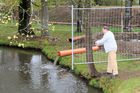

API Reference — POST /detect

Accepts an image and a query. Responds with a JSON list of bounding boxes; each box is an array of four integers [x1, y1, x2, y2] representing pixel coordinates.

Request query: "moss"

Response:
[[89, 78, 100, 88]]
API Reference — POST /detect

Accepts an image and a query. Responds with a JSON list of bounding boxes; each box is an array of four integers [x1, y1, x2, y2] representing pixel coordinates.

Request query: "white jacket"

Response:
[[96, 31, 117, 53]]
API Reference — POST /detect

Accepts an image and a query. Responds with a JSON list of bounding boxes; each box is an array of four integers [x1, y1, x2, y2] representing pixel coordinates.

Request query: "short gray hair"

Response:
[[103, 26, 109, 30]]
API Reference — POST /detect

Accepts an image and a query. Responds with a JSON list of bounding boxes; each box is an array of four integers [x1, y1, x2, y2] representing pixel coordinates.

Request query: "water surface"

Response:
[[0, 47, 102, 93]]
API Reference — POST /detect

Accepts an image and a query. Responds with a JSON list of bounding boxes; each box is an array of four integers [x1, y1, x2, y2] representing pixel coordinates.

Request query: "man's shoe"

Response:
[[110, 74, 118, 78], [103, 72, 112, 75]]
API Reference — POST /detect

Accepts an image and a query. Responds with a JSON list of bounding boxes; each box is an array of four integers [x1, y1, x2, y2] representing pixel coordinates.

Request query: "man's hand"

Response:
[[95, 43, 99, 47]]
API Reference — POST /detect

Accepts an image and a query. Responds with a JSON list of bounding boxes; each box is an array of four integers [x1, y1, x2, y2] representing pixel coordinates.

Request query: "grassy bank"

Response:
[[0, 23, 140, 93]]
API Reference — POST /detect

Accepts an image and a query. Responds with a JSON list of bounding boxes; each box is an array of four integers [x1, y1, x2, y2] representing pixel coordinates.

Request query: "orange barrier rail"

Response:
[[68, 35, 85, 42], [57, 46, 99, 56]]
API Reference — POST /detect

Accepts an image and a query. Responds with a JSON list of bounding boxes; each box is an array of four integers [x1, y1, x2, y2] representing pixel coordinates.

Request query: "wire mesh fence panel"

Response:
[[72, 6, 140, 66]]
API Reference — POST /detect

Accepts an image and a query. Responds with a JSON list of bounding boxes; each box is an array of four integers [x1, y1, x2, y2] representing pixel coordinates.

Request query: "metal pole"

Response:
[[72, 5, 74, 70], [74, 6, 140, 10], [121, 12, 123, 32]]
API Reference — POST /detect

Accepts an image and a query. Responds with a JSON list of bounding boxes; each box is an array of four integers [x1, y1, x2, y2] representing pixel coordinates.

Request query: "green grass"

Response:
[[117, 78, 140, 93], [73, 51, 140, 73], [74, 51, 133, 63], [53, 25, 71, 31], [0, 22, 140, 93], [0, 24, 17, 36]]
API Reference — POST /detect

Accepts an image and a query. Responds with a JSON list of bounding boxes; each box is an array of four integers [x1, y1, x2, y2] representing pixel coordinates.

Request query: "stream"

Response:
[[0, 47, 102, 93]]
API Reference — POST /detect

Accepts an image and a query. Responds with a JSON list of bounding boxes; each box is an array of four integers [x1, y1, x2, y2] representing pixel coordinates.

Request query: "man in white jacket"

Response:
[[95, 26, 118, 78]]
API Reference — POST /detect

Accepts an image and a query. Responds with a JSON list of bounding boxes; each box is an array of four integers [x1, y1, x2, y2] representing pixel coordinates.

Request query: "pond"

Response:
[[0, 47, 103, 93]]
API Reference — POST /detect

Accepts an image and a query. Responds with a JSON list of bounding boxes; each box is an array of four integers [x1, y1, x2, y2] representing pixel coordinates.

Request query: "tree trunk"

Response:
[[123, 0, 133, 32], [18, 0, 34, 35], [85, 1, 99, 77], [94, 0, 102, 5], [41, 0, 49, 36], [76, 0, 83, 33]]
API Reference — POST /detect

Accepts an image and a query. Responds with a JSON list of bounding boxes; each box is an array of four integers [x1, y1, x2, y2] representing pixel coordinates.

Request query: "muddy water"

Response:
[[0, 47, 102, 93]]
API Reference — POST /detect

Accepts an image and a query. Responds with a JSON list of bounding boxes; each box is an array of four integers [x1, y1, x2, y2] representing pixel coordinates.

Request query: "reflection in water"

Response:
[[0, 50, 2, 71], [30, 55, 42, 89], [18, 52, 31, 81], [0, 47, 102, 93], [0, 50, 2, 64], [46, 65, 88, 93]]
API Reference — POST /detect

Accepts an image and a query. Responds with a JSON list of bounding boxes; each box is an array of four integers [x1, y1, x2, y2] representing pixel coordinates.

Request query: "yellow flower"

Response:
[[15, 23, 18, 26], [21, 44, 24, 48], [7, 36, 12, 40], [26, 35, 29, 38], [30, 35, 33, 38], [8, 18, 11, 20], [2, 21, 4, 23], [22, 33, 25, 36], [18, 43, 22, 47], [29, 22, 32, 24], [13, 35, 18, 39], [13, 35, 16, 39], [10, 42, 12, 45], [48, 24, 52, 26], [31, 28, 35, 30]]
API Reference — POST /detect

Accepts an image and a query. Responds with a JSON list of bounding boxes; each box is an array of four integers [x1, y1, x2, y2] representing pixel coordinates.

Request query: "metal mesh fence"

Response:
[[72, 6, 140, 66]]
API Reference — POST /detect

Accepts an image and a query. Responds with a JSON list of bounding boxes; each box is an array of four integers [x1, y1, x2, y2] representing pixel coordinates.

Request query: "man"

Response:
[[95, 26, 118, 78]]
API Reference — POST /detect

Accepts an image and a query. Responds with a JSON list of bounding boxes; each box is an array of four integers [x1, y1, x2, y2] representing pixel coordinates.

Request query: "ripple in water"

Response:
[[0, 48, 102, 93]]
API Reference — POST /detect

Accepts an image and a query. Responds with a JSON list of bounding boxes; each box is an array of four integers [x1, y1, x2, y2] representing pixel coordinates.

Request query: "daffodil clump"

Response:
[[18, 43, 25, 48], [0, 13, 12, 24], [8, 33, 25, 48], [49, 23, 55, 31]]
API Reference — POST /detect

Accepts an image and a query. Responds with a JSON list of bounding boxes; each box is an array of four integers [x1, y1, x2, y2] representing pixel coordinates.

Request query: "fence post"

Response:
[[72, 5, 74, 70]]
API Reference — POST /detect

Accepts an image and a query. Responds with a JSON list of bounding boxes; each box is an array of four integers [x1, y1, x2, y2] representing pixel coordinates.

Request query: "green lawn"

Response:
[[0, 22, 140, 93], [117, 78, 140, 93]]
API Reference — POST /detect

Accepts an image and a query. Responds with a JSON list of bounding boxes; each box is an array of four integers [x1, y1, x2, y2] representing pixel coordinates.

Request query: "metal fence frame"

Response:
[[71, 5, 140, 70]]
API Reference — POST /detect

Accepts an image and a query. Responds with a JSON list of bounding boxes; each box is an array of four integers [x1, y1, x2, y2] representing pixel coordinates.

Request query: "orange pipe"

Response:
[[68, 35, 85, 42], [57, 46, 99, 56]]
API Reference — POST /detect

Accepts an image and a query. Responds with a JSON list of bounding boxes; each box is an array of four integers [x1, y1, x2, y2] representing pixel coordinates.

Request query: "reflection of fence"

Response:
[[71, 6, 140, 69]]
